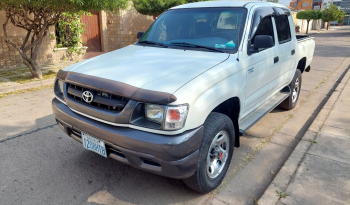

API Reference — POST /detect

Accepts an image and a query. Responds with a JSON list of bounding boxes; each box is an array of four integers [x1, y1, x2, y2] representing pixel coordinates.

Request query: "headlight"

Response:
[[57, 80, 64, 94], [164, 105, 188, 130], [145, 104, 164, 124]]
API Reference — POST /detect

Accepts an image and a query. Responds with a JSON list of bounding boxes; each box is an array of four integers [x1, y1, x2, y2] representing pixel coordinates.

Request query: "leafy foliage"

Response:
[[296, 10, 322, 34], [55, 12, 89, 55], [296, 10, 322, 21], [266, 0, 279, 3], [338, 19, 343, 24], [0, 0, 129, 79], [276, 190, 290, 198], [321, 4, 345, 29], [0, 0, 129, 13], [132, 0, 208, 19]]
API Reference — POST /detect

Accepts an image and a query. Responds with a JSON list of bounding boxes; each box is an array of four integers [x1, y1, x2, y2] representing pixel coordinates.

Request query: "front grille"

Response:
[[66, 83, 128, 112]]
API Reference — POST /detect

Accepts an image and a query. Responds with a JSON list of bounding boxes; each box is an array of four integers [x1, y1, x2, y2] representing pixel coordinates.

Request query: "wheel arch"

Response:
[[297, 57, 307, 73], [211, 97, 241, 147]]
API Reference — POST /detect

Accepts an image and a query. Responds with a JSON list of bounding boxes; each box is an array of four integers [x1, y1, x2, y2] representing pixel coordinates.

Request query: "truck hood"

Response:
[[64, 45, 229, 95]]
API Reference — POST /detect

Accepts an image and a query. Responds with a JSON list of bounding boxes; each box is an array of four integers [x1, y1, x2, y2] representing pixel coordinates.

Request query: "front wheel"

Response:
[[280, 69, 302, 110], [183, 112, 235, 193]]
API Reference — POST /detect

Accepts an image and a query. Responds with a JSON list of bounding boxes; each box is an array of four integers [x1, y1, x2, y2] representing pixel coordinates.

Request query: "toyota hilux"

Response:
[[52, 1, 315, 193]]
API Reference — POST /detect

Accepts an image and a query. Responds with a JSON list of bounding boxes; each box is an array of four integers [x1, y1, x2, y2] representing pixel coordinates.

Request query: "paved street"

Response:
[[277, 69, 350, 205], [1, 27, 349, 205]]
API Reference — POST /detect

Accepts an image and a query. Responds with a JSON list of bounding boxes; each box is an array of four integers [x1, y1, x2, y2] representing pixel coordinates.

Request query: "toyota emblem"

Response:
[[82, 91, 94, 103]]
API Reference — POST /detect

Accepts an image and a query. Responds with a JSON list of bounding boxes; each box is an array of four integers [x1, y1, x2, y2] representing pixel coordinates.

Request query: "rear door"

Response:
[[270, 14, 295, 92]]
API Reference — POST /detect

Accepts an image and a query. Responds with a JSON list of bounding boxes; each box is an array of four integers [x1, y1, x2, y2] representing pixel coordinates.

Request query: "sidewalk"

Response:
[[0, 61, 78, 95], [259, 66, 350, 205], [298, 26, 342, 35]]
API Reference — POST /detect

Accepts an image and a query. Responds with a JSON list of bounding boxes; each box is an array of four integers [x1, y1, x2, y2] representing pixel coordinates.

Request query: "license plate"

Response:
[[82, 132, 107, 158]]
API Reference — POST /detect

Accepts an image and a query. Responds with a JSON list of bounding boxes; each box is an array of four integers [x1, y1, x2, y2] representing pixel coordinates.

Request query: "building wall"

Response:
[[290, 0, 313, 10], [102, 10, 153, 52], [0, 11, 85, 70], [0, 9, 153, 70]]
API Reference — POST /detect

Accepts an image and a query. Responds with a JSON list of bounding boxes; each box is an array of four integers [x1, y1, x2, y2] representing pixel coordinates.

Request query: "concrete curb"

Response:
[[258, 65, 350, 205], [0, 78, 55, 94]]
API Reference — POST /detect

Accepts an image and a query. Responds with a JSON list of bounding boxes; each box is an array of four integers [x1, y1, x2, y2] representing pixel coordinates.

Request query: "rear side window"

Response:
[[274, 15, 291, 43], [251, 16, 274, 46]]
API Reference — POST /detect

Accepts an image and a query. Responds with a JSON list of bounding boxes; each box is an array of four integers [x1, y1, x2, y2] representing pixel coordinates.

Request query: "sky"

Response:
[[279, 0, 292, 6]]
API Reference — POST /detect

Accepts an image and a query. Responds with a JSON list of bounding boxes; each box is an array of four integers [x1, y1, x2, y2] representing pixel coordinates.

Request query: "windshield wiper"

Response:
[[170, 42, 225, 53], [139, 40, 167, 47]]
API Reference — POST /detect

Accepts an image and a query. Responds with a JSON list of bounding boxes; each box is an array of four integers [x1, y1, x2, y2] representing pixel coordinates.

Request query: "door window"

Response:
[[274, 15, 291, 44], [250, 16, 275, 48]]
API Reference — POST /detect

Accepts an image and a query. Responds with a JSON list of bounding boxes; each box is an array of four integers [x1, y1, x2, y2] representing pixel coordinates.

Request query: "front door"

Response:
[[81, 11, 102, 52], [243, 16, 276, 115]]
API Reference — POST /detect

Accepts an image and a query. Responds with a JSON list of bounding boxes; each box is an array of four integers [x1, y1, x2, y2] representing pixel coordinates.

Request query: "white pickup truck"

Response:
[[52, 1, 315, 193]]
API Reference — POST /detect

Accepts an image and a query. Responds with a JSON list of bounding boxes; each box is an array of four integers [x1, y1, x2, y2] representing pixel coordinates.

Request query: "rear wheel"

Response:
[[280, 69, 302, 110], [183, 112, 234, 193]]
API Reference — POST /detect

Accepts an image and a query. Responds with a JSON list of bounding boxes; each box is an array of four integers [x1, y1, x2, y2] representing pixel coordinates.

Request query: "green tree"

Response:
[[266, 0, 279, 3], [55, 12, 90, 56], [296, 10, 322, 34], [0, 0, 128, 79], [321, 4, 345, 30], [132, 0, 208, 20]]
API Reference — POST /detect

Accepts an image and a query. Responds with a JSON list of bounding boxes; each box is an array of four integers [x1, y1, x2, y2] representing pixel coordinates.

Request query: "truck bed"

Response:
[[297, 34, 315, 70]]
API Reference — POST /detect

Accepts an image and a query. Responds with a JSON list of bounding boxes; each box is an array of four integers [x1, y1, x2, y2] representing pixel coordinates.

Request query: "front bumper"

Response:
[[52, 98, 203, 179]]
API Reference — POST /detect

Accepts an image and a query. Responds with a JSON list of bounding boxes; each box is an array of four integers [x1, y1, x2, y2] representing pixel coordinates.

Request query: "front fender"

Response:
[[172, 57, 245, 131]]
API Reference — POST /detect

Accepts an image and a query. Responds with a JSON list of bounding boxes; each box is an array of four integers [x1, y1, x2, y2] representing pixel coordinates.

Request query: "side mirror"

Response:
[[137, 31, 144, 39], [254, 35, 274, 49]]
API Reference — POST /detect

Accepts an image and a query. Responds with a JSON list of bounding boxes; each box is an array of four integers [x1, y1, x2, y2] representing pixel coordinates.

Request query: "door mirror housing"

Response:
[[254, 35, 274, 49], [137, 31, 144, 39]]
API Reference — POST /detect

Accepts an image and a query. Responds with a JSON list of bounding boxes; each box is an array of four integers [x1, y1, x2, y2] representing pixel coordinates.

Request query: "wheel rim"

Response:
[[292, 78, 300, 103], [206, 131, 230, 179]]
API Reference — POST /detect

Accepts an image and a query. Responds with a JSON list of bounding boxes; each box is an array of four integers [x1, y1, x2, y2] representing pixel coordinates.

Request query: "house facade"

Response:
[[340, 0, 350, 25], [290, 0, 313, 10], [0, 10, 153, 70]]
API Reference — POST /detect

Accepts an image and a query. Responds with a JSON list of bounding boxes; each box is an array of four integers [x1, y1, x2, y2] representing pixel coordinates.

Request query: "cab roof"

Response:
[[170, 1, 287, 10]]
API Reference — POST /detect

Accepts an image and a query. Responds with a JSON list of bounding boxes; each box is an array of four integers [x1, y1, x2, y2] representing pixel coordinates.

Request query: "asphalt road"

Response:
[[1, 27, 349, 205]]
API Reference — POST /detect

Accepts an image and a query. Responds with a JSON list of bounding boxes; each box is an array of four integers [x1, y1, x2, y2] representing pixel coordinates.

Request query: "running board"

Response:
[[239, 90, 290, 136]]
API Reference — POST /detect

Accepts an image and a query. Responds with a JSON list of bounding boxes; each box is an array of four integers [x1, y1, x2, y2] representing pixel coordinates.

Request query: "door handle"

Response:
[[274, 56, 279, 63], [291, 49, 295, 55]]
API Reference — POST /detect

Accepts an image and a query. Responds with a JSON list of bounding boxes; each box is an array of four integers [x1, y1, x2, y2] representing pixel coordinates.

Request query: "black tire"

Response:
[[280, 69, 302, 110], [183, 112, 235, 194]]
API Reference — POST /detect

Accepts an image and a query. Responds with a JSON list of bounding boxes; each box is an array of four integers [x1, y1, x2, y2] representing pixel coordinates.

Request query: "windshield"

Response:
[[139, 8, 247, 53]]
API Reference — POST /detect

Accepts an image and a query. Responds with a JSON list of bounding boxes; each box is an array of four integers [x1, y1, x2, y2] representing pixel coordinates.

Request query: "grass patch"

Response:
[[276, 190, 290, 198], [308, 139, 318, 143], [0, 70, 18, 78], [8, 70, 57, 84], [0, 84, 53, 98]]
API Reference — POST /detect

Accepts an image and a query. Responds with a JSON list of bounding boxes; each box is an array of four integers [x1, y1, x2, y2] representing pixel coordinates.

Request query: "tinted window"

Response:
[[274, 15, 291, 43], [251, 16, 274, 46]]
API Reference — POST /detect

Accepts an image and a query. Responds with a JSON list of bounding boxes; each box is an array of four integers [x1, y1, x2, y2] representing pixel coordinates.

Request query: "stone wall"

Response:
[[0, 9, 152, 70], [0, 28, 56, 69], [0, 25, 85, 70], [104, 10, 153, 52]]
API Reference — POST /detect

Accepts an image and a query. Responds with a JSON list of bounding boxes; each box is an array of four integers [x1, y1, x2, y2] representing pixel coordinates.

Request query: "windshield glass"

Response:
[[139, 8, 247, 53]]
